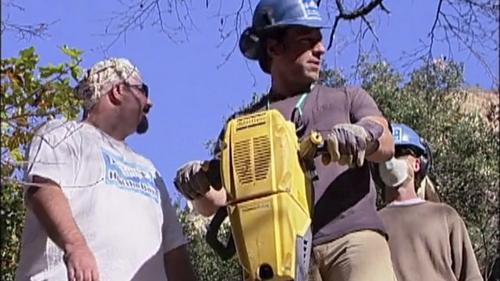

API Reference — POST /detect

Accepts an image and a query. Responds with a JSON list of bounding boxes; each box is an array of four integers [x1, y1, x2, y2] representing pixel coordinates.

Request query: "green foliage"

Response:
[[0, 46, 83, 280], [318, 62, 347, 88], [177, 204, 242, 281]]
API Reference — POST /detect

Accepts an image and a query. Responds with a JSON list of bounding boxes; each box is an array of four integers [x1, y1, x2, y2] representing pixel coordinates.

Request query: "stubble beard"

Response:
[[136, 116, 149, 134]]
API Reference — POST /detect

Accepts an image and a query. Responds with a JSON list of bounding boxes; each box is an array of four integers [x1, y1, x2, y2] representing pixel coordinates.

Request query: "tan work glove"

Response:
[[174, 160, 211, 200], [323, 120, 382, 167]]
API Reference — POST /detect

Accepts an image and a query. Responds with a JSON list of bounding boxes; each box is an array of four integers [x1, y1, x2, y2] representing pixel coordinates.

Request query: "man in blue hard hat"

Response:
[[376, 123, 482, 281], [174, 0, 397, 280]]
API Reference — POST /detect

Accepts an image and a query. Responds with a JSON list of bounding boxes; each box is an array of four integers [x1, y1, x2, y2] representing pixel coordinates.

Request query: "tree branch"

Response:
[[1, 19, 58, 39], [361, 15, 378, 41], [102, 0, 194, 51], [325, 0, 390, 49], [429, 0, 444, 57]]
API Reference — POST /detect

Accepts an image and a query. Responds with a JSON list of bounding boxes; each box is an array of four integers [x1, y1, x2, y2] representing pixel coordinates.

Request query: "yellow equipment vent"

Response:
[[233, 135, 271, 185], [234, 139, 252, 184], [253, 135, 271, 181]]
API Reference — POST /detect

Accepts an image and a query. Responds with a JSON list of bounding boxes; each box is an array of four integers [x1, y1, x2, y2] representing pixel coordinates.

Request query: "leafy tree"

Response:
[[319, 62, 347, 88], [0, 46, 83, 280]]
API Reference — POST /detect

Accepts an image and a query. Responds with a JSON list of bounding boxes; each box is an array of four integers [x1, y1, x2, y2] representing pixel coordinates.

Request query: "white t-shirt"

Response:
[[16, 120, 186, 281]]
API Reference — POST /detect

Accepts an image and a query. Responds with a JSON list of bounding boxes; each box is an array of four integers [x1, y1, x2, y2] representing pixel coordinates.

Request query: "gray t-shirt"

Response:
[[219, 84, 386, 245]]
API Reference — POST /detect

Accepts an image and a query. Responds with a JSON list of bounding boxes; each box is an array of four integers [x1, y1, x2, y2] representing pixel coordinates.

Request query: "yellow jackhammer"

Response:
[[205, 109, 324, 281]]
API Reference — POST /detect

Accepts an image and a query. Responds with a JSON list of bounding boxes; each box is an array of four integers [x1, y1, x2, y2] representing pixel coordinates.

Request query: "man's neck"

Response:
[[270, 78, 313, 100], [396, 189, 418, 201], [85, 113, 128, 141], [386, 182, 419, 203]]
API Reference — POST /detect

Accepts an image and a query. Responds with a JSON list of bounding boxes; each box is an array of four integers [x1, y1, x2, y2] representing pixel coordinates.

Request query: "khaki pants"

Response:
[[308, 230, 397, 281]]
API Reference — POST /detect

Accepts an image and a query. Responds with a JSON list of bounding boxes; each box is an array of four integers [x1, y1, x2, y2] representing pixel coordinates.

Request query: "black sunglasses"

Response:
[[395, 147, 419, 158], [123, 81, 149, 98]]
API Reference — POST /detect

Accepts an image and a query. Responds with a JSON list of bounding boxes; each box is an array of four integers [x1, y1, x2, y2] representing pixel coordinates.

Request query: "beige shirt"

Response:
[[379, 201, 483, 281]]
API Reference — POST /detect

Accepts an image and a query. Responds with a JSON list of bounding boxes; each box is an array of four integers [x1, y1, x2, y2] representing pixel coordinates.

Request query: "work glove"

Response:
[[174, 160, 211, 200], [323, 120, 382, 167]]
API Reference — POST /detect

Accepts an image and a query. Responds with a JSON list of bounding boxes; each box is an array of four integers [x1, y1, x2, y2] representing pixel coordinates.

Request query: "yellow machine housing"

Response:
[[220, 109, 313, 281]]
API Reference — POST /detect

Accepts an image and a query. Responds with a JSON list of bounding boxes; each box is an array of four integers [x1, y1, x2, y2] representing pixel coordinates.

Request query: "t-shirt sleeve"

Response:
[[347, 87, 383, 122], [155, 172, 188, 253], [24, 122, 78, 189], [447, 207, 483, 281]]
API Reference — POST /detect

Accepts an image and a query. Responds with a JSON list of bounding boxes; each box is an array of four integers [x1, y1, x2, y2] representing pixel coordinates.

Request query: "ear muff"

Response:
[[240, 26, 274, 73], [239, 27, 261, 60]]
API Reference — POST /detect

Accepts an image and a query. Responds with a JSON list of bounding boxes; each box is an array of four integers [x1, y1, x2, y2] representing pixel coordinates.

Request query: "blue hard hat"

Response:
[[391, 123, 433, 177], [239, 0, 326, 60], [391, 123, 427, 156], [252, 0, 324, 31]]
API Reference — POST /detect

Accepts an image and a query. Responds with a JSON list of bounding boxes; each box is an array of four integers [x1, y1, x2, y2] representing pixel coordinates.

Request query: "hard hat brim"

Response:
[[261, 17, 328, 30], [239, 20, 329, 60]]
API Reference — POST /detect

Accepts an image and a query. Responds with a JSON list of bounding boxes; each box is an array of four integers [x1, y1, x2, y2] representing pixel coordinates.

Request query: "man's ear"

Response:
[[266, 38, 284, 58], [108, 85, 122, 106], [413, 157, 422, 173]]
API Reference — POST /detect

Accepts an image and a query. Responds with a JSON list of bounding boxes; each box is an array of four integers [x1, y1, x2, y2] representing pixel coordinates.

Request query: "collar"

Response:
[[388, 197, 426, 207], [267, 83, 316, 103]]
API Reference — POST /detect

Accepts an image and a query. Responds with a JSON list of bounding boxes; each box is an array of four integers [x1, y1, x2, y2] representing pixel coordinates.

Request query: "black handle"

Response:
[[205, 207, 236, 260]]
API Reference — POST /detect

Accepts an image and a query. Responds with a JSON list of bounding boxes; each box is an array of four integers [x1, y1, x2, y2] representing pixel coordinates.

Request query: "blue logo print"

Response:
[[393, 127, 402, 142], [101, 149, 159, 203], [302, 0, 321, 19]]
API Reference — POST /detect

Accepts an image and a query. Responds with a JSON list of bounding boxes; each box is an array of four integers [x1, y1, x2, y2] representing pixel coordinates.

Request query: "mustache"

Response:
[[136, 116, 149, 134]]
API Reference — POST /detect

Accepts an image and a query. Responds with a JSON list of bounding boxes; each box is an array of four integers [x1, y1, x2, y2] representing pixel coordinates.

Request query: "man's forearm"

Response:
[[192, 187, 226, 217], [27, 176, 87, 252], [364, 116, 395, 162]]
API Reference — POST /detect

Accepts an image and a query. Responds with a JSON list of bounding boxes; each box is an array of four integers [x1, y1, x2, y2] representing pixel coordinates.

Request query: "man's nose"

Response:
[[144, 99, 153, 113], [313, 41, 326, 57]]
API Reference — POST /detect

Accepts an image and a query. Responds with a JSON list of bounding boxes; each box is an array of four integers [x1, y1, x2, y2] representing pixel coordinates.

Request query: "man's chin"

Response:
[[303, 70, 319, 83], [310, 71, 320, 81], [136, 116, 149, 134]]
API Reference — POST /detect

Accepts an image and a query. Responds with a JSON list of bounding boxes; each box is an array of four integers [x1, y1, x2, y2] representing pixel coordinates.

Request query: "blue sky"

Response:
[[2, 0, 498, 202]]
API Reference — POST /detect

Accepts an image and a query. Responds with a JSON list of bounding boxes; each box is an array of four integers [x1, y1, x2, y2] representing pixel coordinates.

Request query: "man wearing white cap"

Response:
[[16, 58, 196, 281]]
